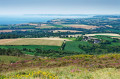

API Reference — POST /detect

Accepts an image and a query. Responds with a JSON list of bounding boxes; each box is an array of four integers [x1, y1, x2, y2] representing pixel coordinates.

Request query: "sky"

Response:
[[0, 0, 120, 15]]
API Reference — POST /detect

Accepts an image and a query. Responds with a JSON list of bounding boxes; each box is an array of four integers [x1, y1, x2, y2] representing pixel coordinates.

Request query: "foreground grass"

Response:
[[41, 66, 120, 79], [1, 66, 120, 79]]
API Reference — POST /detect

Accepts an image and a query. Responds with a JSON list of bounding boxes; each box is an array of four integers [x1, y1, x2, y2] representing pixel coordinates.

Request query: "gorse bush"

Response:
[[2, 70, 58, 79]]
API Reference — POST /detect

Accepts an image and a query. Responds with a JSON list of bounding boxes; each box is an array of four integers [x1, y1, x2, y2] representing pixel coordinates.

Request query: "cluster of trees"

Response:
[[79, 40, 120, 54], [79, 44, 120, 54], [22, 48, 82, 57], [0, 48, 23, 56], [61, 42, 66, 50], [0, 47, 83, 58], [0, 33, 21, 39], [34, 48, 82, 57]]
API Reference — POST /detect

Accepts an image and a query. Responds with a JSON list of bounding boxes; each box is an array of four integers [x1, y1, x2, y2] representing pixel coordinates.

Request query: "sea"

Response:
[[0, 14, 94, 25]]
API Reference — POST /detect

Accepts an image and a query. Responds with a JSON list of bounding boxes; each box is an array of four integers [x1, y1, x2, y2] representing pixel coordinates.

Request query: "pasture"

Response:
[[64, 41, 92, 52]]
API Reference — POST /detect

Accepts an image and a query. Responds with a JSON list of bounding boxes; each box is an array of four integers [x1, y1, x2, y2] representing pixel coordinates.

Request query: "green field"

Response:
[[93, 35, 120, 46], [0, 45, 61, 51], [109, 42, 120, 46], [94, 35, 114, 41], [105, 29, 120, 33], [64, 37, 76, 41], [52, 24, 64, 28], [64, 41, 92, 52]]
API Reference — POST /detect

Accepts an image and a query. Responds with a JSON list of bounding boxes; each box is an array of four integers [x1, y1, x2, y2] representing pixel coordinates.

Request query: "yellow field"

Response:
[[0, 30, 14, 33], [63, 24, 98, 29], [0, 38, 66, 46]]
